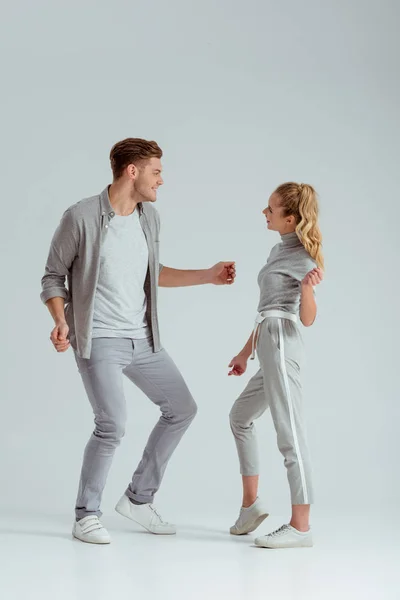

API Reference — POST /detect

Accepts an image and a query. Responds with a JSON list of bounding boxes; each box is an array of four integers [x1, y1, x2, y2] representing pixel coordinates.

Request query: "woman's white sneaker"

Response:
[[230, 497, 269, 535], [115, 494, 176, 535], [255, 524, 313, 548], [72, 516, 111, 544]]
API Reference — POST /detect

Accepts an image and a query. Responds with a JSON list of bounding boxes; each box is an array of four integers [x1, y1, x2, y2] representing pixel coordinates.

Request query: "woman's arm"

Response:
[[300, 267, 323, 326], [239, 331, 256, 359], [228, 330, 255, 376]]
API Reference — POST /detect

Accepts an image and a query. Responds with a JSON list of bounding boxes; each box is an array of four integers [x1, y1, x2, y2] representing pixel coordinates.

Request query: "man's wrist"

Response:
[[202, 268, 212, 284], [55, 317, 67, 326]]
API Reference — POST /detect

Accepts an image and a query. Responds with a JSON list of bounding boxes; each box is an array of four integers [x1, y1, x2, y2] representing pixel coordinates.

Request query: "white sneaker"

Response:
[[72, 516, 111, 544], [230, 497, 269, 535], [115, 494, 176, 535], [255, 524, 313, 548]]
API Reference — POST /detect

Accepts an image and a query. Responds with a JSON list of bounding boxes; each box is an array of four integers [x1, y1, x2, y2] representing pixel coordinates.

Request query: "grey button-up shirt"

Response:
[[41, 187, 163, 359]]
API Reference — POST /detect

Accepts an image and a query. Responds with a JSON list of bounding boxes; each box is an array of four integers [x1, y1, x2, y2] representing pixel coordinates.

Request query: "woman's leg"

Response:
[[229, 369, 268, 497], [291, 504, 310, 532], [260, 320, 314, 508], [242, 475, 259, 508], [229, 370, 269, 534], [255, 319, 314, 547]]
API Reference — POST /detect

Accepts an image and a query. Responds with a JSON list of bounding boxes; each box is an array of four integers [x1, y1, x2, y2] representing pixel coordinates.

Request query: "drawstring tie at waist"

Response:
[[250, 310, 297, 360]]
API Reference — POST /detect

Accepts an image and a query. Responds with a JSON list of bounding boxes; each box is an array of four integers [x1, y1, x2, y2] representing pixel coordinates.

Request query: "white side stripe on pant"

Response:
[[277, 319, 309, 504]]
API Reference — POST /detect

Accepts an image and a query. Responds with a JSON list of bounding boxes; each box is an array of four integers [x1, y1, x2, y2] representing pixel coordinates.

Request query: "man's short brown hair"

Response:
[[109, 138, 163, 180]]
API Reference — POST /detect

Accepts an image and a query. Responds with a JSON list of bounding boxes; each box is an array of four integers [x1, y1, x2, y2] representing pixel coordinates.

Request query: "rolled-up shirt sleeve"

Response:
[[40, 208, 79, 304]]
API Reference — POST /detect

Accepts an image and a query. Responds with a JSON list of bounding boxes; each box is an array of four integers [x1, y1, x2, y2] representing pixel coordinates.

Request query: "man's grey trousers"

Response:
[[74, 337, 197, 519]]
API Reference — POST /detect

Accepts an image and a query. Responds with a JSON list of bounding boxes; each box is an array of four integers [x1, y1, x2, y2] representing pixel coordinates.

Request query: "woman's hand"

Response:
[[301, 267, 323, 288], [228, 353, 248, 376]]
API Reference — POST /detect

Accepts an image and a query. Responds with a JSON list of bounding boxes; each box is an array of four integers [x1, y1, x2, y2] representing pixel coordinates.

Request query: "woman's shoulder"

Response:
[[295, 245, 317, 270]]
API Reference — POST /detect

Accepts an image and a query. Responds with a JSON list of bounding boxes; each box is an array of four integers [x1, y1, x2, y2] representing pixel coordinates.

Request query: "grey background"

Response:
[[0, 0, 398, 522]]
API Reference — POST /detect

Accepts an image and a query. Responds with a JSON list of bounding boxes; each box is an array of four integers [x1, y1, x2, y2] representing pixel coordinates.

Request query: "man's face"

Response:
[[134, 157, 164, 202]]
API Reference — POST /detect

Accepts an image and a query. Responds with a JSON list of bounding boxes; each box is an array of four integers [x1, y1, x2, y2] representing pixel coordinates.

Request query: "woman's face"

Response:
[[263, 193, 296, 234]]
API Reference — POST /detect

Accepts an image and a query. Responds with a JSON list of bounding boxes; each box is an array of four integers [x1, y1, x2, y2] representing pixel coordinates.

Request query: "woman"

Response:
[[228, 182, 323, 549]]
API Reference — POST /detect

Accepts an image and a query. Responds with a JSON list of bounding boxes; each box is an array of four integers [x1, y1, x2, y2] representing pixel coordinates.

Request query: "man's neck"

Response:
[[108, 181, 141, 216]]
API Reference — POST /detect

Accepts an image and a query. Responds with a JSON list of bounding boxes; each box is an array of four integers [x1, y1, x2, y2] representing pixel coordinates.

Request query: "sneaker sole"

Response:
[[230, 512, 269, 536], [254, 538, 313, 549], [72, 532, 111, 544], [115, 504, 176, 536]]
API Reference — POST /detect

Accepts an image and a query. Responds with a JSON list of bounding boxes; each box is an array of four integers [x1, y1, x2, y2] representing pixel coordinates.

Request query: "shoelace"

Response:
[[269, 525, 290, 537], [149, 505, 165, 523]]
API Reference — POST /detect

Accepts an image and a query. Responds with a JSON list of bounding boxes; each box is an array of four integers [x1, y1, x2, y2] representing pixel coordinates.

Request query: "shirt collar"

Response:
[[99, 186, 143, 218]]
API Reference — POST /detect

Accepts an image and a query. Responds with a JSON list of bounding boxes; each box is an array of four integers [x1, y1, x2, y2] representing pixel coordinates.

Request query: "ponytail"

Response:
[[275, 182, 324, 270]]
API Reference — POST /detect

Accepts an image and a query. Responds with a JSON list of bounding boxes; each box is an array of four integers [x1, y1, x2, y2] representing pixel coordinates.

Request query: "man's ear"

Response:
[[127, 164, 139, 180]]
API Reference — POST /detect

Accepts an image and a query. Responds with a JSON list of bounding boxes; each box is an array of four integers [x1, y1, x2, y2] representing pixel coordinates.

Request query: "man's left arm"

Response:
[[158, 262, 236, 287]]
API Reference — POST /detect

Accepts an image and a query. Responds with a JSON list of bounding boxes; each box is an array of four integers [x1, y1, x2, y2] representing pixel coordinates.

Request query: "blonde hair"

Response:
[[275, 182, 324, 270]]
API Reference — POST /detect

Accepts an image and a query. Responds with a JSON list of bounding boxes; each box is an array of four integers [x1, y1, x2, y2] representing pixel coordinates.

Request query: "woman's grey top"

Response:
[[257, 232, 316, 315]]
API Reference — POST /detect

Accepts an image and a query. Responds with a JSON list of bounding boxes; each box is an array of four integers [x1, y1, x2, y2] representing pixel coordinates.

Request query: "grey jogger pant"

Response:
[[230, 317, 313, 505], [74, 337, 197, 519]]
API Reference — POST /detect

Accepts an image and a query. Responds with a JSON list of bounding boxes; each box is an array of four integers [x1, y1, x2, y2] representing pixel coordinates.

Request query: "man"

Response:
[[41, 138, 235, 544]]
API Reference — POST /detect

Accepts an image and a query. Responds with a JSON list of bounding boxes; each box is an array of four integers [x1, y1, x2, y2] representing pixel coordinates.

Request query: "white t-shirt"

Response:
[[92, 209, 150, 339]]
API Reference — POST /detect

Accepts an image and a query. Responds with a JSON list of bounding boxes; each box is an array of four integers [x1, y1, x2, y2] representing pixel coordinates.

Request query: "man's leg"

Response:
[[122, 338, 197, 504], [74, 338, 133, 520]]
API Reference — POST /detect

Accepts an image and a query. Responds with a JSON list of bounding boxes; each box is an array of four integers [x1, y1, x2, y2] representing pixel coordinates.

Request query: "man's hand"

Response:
[[208, 262, 236, 285], [50, 321, 70, 353]]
